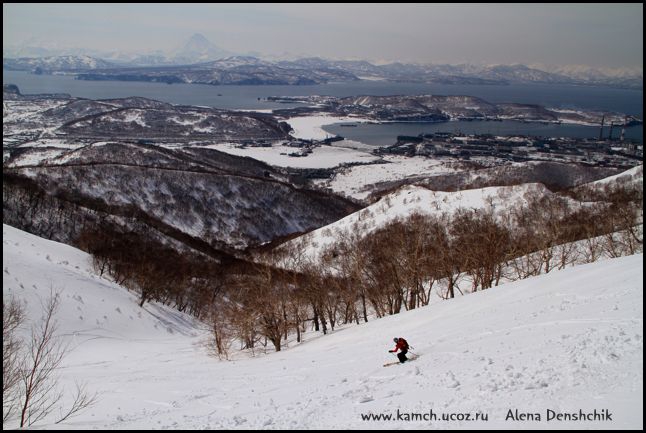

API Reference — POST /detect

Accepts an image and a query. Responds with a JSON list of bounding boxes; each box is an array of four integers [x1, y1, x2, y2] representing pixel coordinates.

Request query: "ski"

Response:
[[383, 354, 419, 367]]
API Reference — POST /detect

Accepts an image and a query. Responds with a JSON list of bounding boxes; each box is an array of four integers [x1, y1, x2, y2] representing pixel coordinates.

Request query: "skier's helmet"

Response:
[[393, 337, 399, 343]]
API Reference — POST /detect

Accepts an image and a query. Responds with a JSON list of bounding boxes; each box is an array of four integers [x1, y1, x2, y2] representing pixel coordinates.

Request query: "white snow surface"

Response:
[[3, 224, 642, 429]]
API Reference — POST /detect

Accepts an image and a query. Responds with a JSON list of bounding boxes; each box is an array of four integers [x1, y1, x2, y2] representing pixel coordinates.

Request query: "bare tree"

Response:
[[3, 297, 25, 423], [206, 306, 234, 360], [555, 241, 580, 270], [228, 253, 294, 353], [15, 292, 97, 428], [54, 382, 97, 425], [19, 293, 65, 427]]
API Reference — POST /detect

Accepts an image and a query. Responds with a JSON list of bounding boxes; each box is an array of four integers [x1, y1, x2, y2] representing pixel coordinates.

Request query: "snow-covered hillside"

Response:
[[3, 223, 642, 429], [3, 224, 202, 341], [294, 182, 555, 261], [586, 164, 643, 188]]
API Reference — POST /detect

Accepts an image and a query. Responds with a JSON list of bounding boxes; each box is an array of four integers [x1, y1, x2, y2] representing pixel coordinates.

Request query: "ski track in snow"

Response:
[[2, 224, 643, 429]]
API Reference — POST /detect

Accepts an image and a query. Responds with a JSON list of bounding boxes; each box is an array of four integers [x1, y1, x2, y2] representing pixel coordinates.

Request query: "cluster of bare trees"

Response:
[[320, 209, 513, 315], [77, 223, 222, 313], [73, 177, 641, 360], [3, 293, 96, 428], [509, 181, 643, 278], [207, 249, 342, 358]]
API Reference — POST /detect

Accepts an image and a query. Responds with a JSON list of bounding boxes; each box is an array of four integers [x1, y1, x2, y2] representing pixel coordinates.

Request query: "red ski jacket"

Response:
[[391, 338, 409, 353]]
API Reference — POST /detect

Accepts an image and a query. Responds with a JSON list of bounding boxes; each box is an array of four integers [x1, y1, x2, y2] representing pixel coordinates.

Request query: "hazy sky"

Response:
[[3, 3, 643, 69]]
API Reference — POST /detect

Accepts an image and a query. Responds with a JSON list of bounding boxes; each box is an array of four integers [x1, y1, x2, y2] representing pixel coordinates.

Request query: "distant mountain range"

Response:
[[3, 54, 118, 73], [3, 33, 236, 67], [3, 34, 643, 89]]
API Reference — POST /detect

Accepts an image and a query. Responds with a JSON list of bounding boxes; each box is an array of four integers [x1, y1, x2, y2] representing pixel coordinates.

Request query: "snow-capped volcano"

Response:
[[170, 33, 234, 64]]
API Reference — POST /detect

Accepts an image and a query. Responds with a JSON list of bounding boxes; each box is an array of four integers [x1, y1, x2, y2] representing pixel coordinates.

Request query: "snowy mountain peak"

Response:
[[183, 33, 212, 51], [172, 33, 234, 64]]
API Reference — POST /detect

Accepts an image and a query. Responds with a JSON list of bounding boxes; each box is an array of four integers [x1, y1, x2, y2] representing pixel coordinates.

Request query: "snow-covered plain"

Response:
[[3, 223, 642, 429], [319, 156, 465, 200], [193, 115, 379, 170], [201, 141, 380, 169]]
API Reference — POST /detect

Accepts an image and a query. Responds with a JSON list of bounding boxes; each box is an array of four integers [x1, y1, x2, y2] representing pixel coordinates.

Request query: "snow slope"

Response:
[[3, 224, 642, 429]]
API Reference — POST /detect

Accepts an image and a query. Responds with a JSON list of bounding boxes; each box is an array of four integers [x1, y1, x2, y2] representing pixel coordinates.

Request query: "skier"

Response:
[[389, 337, 409, 363]]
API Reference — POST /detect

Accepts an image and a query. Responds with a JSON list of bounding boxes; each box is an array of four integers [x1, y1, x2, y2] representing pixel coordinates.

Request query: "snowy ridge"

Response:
[[2, 223, 642, 428], [586, 164, 643, 188], [571, 164, 643, 200], [295, 182, 554, 261]]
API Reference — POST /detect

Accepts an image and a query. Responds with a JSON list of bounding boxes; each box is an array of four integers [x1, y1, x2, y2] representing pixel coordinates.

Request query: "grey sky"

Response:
[[3, 3, 643, 69]]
